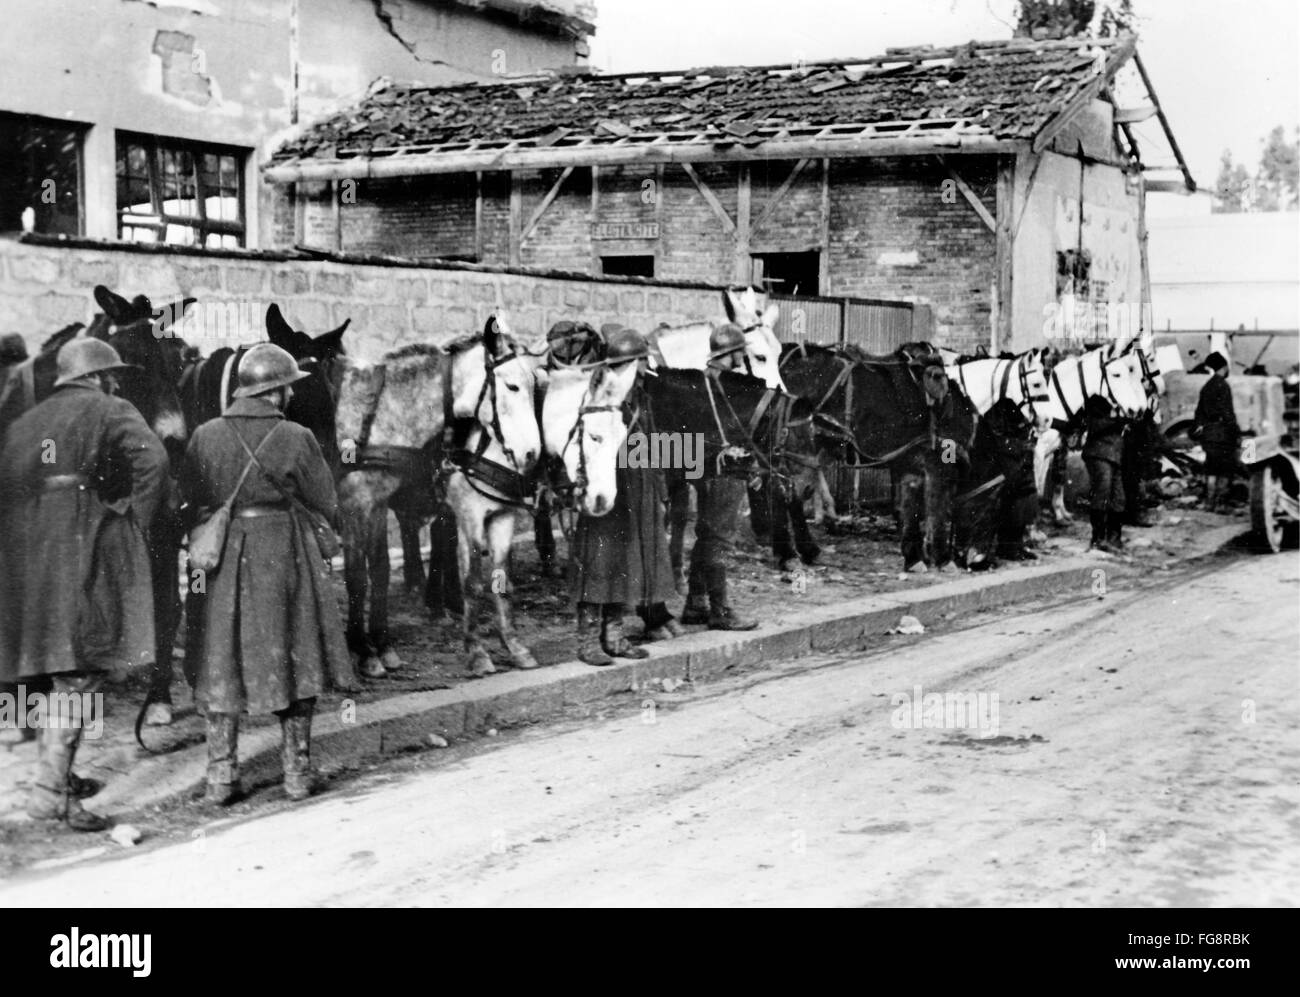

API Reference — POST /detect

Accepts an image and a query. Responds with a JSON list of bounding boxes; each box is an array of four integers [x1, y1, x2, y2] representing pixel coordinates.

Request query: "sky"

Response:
[[586, 0, 1300, 215]]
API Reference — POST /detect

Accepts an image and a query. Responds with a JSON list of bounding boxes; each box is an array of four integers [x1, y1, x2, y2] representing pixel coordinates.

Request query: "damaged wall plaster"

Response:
[[152, 29, 214, 106]]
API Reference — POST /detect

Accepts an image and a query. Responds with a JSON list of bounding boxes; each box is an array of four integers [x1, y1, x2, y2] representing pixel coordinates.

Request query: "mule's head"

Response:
[[1019, 347, 1053, 432], [723, 286, 786, 390], [543, 360, 639, 517], [266, 303, 350, 458], [1097, 344, 1148, 419], [454, 316, 540, 469], [90, 285, 193, 458]]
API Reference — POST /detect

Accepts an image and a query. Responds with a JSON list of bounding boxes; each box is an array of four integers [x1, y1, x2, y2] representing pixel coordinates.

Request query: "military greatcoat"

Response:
[[0, 382, 168, 681], [180, 396, 349, 715]]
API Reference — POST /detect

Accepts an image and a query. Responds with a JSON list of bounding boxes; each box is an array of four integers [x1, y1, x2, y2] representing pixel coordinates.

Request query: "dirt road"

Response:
[[3, 553, 1296, 906]]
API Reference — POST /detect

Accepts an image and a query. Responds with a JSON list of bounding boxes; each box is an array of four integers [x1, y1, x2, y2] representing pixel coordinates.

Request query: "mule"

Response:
[[334, 319, 540, 678], [772, 341, 955, 570], [651, 286, 789, 589], [1033, 342, 1151, 523]]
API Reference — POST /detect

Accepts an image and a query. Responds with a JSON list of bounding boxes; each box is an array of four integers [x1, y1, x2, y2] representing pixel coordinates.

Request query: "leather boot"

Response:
[[707, 597, 758, 631], [1107, 512, 1125, 550], [205, 713, 241, 806], [27, 721, 108, 832], [679, 594, 710, 625], [602, 605, 649, 659], [1089, 510, 1112, 552], [577, 603, 614, 666], [280, 700, 318, 802]]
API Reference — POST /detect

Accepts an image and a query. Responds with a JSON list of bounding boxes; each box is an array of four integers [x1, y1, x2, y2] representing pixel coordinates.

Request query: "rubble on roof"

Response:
[[269, 35, 1131, 164]]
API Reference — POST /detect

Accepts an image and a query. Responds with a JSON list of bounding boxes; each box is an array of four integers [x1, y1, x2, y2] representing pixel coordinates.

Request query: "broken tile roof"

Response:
[[267, 35, 1139, 174]]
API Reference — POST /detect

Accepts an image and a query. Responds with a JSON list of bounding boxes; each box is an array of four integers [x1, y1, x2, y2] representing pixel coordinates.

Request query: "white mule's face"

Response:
[[542, 361, 639, 517], [743, 320, 786, 391], [460, 345, 540, 469], [1102, 351, 1149, 419]]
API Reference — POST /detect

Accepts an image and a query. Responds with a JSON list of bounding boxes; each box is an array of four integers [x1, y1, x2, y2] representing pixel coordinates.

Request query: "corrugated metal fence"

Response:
[[771, 293, 933, 510]]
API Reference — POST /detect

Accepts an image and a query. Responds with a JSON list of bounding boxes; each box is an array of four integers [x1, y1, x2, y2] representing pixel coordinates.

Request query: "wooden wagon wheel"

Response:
[[1250, 463, 1300, 552]]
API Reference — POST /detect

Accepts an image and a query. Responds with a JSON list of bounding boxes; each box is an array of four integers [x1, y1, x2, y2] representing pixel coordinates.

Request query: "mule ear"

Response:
[[722, 288, 739, 323], [483, 315, 502, 356], [313, 319, 350, 357], [266, 303, 295, 346], [94, 285, 133, 324], [761, 303, 780, 330]]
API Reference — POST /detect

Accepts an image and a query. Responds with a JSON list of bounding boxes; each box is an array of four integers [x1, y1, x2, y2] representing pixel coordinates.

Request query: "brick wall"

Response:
[[0, 238, 733, 364], [298, 155, 998, 351], [827, 156, 997, 354]]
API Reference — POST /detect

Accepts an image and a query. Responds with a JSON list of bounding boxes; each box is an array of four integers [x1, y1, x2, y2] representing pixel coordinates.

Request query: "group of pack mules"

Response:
[[0, 283, 1161, 718]]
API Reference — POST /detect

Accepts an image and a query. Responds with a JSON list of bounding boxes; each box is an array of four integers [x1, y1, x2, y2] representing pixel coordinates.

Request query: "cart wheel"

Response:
[[1249, 464, 1299, 552]]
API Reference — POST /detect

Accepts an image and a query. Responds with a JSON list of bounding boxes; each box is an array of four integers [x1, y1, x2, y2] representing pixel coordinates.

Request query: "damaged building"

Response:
[[266, 34, 1193, 352], [0, 0, 594, 246]]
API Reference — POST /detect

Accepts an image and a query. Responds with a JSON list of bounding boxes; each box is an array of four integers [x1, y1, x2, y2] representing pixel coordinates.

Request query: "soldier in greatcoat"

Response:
[[0, 338, 168, 831], [570, 327, 678, 665], [679, 324, 758, 631], [1193, 352, 1241, 512], [179, 344, 350, 805], [1083, 392, 1129, 552]]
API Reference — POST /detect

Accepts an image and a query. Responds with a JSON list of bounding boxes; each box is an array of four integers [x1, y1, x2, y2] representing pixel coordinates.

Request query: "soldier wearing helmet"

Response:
[[0, 337, 168, 831], [706, 322, 749, 372], [546, 320, 602, 368], [179, 342, 350, 806], [570, 325, 680, 665], [677, 323, 760, 632]]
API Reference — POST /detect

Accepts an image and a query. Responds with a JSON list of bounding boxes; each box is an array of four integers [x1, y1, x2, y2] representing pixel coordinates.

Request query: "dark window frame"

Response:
[[0, 110, 87, 237], [600, 254, 655, 278], [116, 131, 247, 248]]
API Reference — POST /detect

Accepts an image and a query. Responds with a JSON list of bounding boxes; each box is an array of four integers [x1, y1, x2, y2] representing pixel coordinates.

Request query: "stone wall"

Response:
[[0, 238, 733, 363]]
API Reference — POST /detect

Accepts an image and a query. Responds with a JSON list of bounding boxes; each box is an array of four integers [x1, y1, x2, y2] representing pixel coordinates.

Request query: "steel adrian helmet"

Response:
[[547, 320, 601, 365], [53, 338, 138, 387], [0, 333, 29, 365], [233, 343, 310, 398], [708, 322, 747, 364], [604, 326, 649, 365]]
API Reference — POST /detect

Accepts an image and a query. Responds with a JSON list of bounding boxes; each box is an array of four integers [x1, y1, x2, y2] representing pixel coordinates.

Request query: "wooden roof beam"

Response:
[[1132, 50, 1196, 192], [263, 134, 1018, 183]]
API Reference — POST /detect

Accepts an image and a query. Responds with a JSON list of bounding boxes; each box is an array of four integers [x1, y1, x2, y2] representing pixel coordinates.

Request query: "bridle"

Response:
[[444, 339, 532, 472], [1047, 346, 1132, 428], [951, 352, 1052, 425]]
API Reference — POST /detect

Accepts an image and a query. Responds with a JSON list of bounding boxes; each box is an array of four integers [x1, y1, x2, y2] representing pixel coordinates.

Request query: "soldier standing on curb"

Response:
[[571, 326, 679, 665], [180, 344, 351, 805], [0, 339, 168, 832], [679, 323, 759, 632], [1083, 390, 1129, 553]]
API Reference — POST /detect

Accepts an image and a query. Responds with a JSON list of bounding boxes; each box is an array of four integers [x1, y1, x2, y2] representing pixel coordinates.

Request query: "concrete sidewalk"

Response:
[[0, 522, 1248, 822]]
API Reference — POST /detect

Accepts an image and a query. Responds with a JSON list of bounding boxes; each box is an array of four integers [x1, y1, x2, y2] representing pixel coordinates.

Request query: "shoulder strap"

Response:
[[224, 420, 281, 508]]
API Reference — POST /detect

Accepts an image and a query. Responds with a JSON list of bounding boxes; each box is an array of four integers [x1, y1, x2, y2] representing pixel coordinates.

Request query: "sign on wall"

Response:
[[591, 222, 659, 240]]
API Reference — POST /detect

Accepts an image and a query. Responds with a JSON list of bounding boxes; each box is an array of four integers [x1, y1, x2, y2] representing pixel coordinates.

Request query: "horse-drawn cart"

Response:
[[1241, 375, 1300, 552]]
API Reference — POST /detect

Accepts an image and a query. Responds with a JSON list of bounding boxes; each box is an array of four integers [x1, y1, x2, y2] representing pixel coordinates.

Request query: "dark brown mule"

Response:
[[775, 341, 963, 571]]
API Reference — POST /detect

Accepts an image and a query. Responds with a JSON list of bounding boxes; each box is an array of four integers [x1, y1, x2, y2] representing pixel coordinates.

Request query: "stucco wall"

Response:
[[1009, 149, 1144, 353], [0, 0, 589, 247]]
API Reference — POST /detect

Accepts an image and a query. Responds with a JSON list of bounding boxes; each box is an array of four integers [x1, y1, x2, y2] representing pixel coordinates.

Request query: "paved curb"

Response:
[[86, 557, 1109, 813], [49, 521, 1251, 817]]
